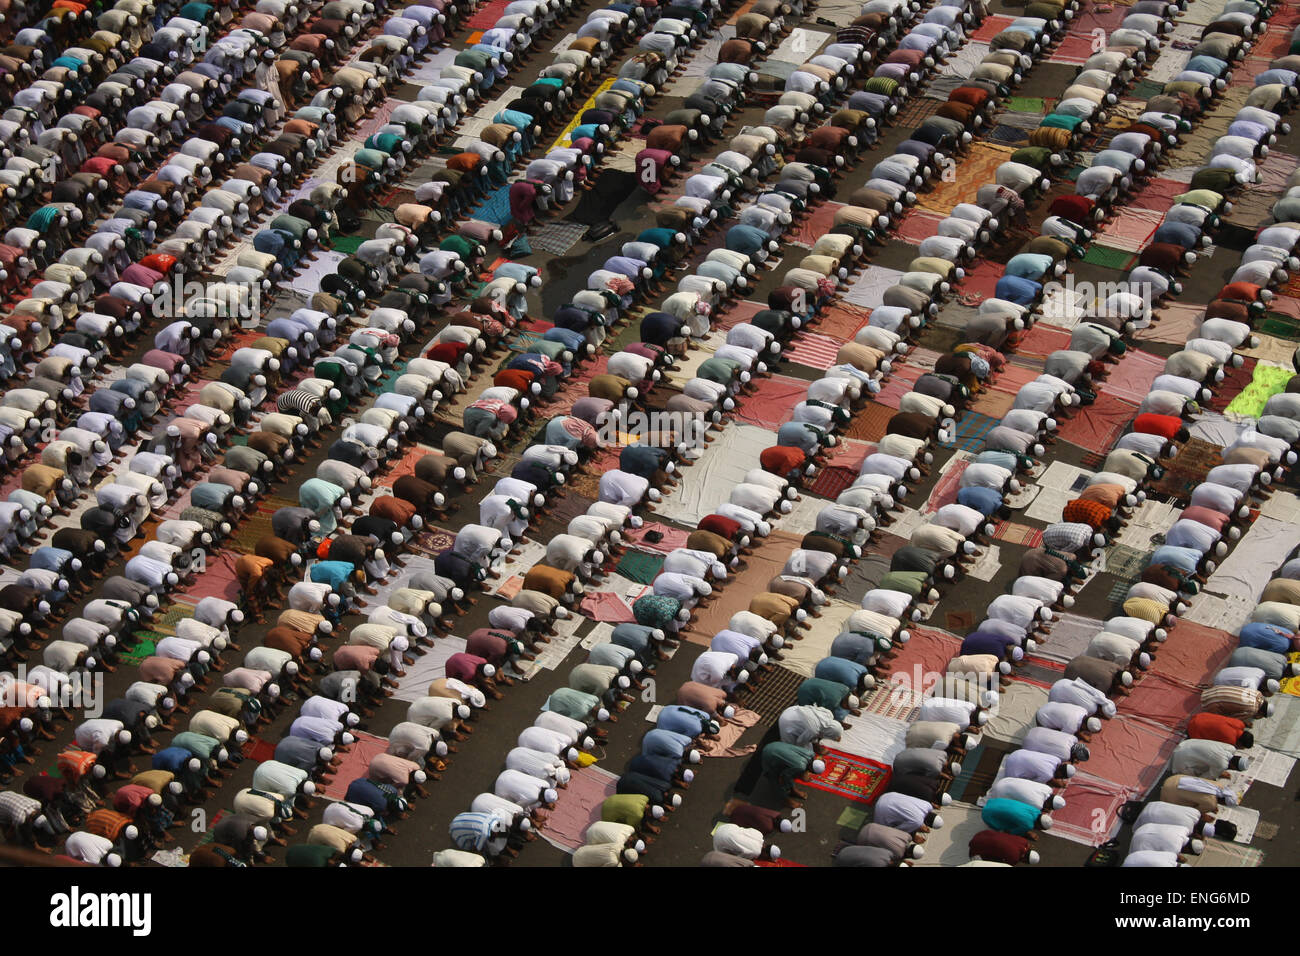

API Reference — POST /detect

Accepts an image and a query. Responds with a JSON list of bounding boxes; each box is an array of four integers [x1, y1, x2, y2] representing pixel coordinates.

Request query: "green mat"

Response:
[[1224, 363, 1295, 417], [120, 633, 160, 666], [614, 548, 665, 584], [1132, 80, 1165, 101], [1082, 243, 1136, 271], [331, 235, 366, 254], [1259, 312, 1300, 340], [1005, 96, 1045, 113], [836, 805, 869, 830]]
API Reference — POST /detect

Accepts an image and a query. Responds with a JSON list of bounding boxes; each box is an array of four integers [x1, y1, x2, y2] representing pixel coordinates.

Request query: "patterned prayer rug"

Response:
[[803, 749, 892, 804]]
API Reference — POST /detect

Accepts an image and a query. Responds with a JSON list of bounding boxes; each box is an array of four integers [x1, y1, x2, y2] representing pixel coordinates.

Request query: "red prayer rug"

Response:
[[803, 749, 892, 804]]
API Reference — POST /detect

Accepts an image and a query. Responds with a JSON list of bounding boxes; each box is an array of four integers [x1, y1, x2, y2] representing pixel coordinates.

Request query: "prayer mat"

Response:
[[1055, 392, 1138, 455], [475, 184, 514, 226], [1085, 715, 1181, 796], [155, 603, 194, 632], [910, 800, 986, 866], [700, 707, 761, 757], [860, 683, 921, 721], [1134, 301, 1203, 345], [1148, 620, 1238, 687], [807, 463, 856, 499], [713, 299, 766, 333], [755, 858, 807, 867], [812, 301, 871, 341], [1224, 362, 1292, 418], [174, 549, 241, 603], [990, 362, 1041, 395], [892, 96, 941, 129], [882, 625, 963, 691], [653, 424, 776, 526], [789, 201, 843, 248], [1100, 350, 1165, 405], [742, 664, 806, 724], [528, 221, 588, 256], [1258, 311, 1300, 340], [119, 634, 159, 667], [1128, 176, 1185, 215], [1148, 438, 1223, 500], [1209, 357, 1260, 412], [1027, 612, 1102, 665], [1005, 96, 1046, 113], [970, 387, 1016, 419], [1242, 333, 1300, 367], [874, 363, 925, 410], [1116, 673, 1206, 731], [844, 402, 895, 442], [803, 749, 891, 804], [392, 636, 467, 703], [466, 0, 511, 29], [566, 471, 602, 500], [957, 260, 1005, 302], [330, 235, 365, 254], [1096, 207, 1164, 253], [988, 124, 1030, 146], [1191, 841, 1264, 867], [949, 737, 1014, 803], [781, 600, 857, 677], [613, 549, 664, 585], [579, 589, 641, 624], [896, 209, 947, 245], [923, 457, 970, 514], [1256, 694, 1300, 758], [623, 522, 691, 553], [734, 374, 808, 430], [316, 731, 391, 800], [971, 14, 1015, 41], [1013, 655, 1067, 688], [1100, 544, 1147, 582], [784, 331, 842, 370], [228, 507, 275, 555], [982, 680, 1050, 746], [942, 410, 998, 452], [836, 806, 869, 830], [916, 143, 1016, 214], [989, 521, 1043, 548], [1047, 31, 1102, 65], [240, 737, 276, 763], [413, 527, 456, 555], [1013, 323, 1071, 360], [1048, 771, 1131, 846], [944, 609, 977, 632], [540, 765, 620, 853]]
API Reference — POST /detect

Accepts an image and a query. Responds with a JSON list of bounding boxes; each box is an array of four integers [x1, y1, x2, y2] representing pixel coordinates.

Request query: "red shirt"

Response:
[[760, 445, 806, 477], [698, 514, 742, 541], [1186, 712, 1245, 745], [445, 652, 487, 683], [1133, 413, 1185, 440], [1049, 195, 1094, 222], [968, 828, 1030, 864]]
